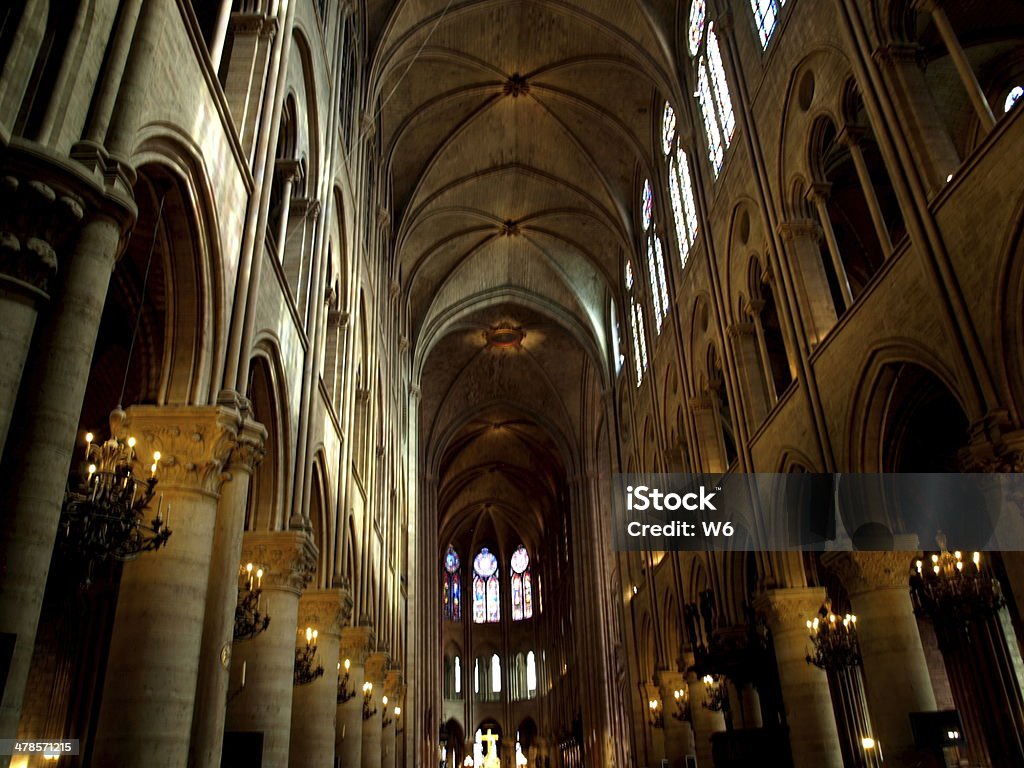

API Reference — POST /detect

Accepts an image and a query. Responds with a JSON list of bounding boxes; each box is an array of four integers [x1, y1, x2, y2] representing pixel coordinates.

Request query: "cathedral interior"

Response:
[[0, 0, 1023, 767]]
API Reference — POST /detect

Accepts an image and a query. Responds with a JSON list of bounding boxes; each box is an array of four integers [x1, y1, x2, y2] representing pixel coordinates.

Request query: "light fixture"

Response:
[[648, 697, 664, 729], [362, 681, 377, 720], [234, 561, 271, 640], [60, 412, 171, 583], [382, 695, 393, 727], [805, 599, 861, 671], [294, 627, 324, 686], [911, 534, 1004, 625], [463, 757, 474, 767], [671, 687, 690, 721], [702, 674, 726, 712], [338, 657, 355, 703]]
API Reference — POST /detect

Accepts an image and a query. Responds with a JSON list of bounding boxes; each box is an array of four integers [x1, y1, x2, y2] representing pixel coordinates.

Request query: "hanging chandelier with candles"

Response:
[[294, 626, 324, 686], [702, 674, 726, 712], [805, 599, 861, 671], [338, 658, 355, 703], [60, 410, 170, 582], [234, 562, 271, 641], [911, 534, 1004, 625]]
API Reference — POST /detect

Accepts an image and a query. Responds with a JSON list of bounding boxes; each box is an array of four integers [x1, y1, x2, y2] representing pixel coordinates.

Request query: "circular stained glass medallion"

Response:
[[511, 545, 530, 574], [445, 546, 460, 573], [474, 548, 498, 577]]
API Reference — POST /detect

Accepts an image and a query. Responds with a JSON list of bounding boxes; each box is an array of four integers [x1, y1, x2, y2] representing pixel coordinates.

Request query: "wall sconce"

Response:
[[671, 687, 690, 721], [361, 681, 377, 720], [294, 627, 324, 686], [338, 658, 355, 703], [648, 698, 664, 729], [702, 674, 725, 712], [382, 695, 392, 727], [235, 562, 271, 641]]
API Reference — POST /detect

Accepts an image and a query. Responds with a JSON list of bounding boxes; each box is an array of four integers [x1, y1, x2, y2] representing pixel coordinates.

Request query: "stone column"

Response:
[[685, 661, 723, 768], [656, 670, 694, 768], [0, 172, 84, 458], [838, 127, 893, 255], [337, 625, 373, 767], [190, 416, 266, 768], [362, 651, 389, 768], [808, 184, 854, 308], [289, 588, 352, 768], [755, 587, 843, 768], [776, 218, 837, 346], [823, 551, 936, 767], [225, 530, 317, 767], [90, 405, 242, 767], [0, 213, 126, 747], [381, 669, 402, 768]]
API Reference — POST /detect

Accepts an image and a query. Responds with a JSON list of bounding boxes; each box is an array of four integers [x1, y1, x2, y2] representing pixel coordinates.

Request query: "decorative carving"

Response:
[[822, 551, 915, 595], [872, 43, 927, 68], [340, 624, 375, 666], [501, 219, 520, 237], [242, 530, 318, 594], [726, 321, 755, 339], [0, 174, 85, 298], [504, 73, 530, 98], [225, 418, 267, 477], [364, 651, 390, 684], [298, 588, 353, 636], [754, 587, 827, 630], [776, 219, 822, 242], [118, 406, 242, 496]]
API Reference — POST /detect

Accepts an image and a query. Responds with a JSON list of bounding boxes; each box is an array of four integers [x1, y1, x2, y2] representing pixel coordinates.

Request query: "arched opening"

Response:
[[246, 354, 282, 532], [14, 0, 79, 139]]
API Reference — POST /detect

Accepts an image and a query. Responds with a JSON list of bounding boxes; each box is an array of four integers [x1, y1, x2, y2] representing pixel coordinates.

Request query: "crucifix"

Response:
[[480, 729, 500, 768]]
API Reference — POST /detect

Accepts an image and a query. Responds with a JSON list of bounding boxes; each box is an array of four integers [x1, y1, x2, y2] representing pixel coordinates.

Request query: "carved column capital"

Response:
[[225, 417, 267, 477], [118, 405, 242, 497], [298, 587, 353, 638], [872, 43, 927, 68], [776, 218, 822, 242], [0, 174, 85, 299], [383, 669, 403, 700], [340, 624, 376, 666], [754, 587, 826, 631], [242, 530, 318, 595], [821, 551, 915, 595], [726, 321, 755, 339], [365, 651, 390, 684]]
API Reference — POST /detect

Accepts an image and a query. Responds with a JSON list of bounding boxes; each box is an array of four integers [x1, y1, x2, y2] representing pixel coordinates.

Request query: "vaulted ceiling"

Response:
[[369, 0, 679, 535]]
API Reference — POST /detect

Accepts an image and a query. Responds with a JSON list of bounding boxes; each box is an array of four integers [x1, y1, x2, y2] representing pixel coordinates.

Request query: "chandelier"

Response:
[[911, 535, 1004, 624], [671, 687, 690, 721], [338, 658, 356, 702], [362, 681, 377, 720], [647, 697, 664, 729], [702, 674, 726, 712], [382, 695, 393, 727], [234, 562, 271, 641], [805, 599, 861, 671], [60, 412, 171, 582], [294, 627, 324, 686]]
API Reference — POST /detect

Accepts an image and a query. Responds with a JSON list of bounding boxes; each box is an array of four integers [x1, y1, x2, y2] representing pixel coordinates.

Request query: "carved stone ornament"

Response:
[[298, 588, 354, 636], [340, 624, 376, 666], [753, 587, 827, 631], [776, 219, 822, 243], [822, 551, 916, 595], [242, 530, 318, 595], [0, 174, 85, 298], [118, 405, 242, 497]]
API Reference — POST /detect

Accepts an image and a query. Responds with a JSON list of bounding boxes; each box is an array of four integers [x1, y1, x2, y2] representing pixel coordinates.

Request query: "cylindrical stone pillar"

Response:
[[824, 551, 937, 767], [685, 662, 724, 768], [362, 651, 389, 768], [381, 669, 402, 768], [337, 625, 374, 767], [91, 405, 243, 767], [657, 671, 694, 768], [190, 418, 266, 768], [289, 589, 352, 768], [755, 587, 843, 768], [225, 530, 317, 767], [0, 214, 125, 747]]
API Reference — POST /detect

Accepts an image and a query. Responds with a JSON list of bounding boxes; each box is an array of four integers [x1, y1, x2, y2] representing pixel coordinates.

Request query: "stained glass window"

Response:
[[707, 24, 735, 145], [662, 104, 700, 269], [642, 179, 654, 231], [443, 545, 461, 621], [473, 548, 500, 623], [454, 655, 462, 695], [688, 1, 706, 56], [626, 261, 648, 387], [527, 650, 537, 692], [511, 545, 533, 621], [697, 60, 724, 175], [751, 0, 779, 48], [1006, 86, 1023, 113]]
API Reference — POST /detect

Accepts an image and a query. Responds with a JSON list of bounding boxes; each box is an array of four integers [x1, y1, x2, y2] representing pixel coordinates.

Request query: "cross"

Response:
[[480, 729, 500, 767]]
